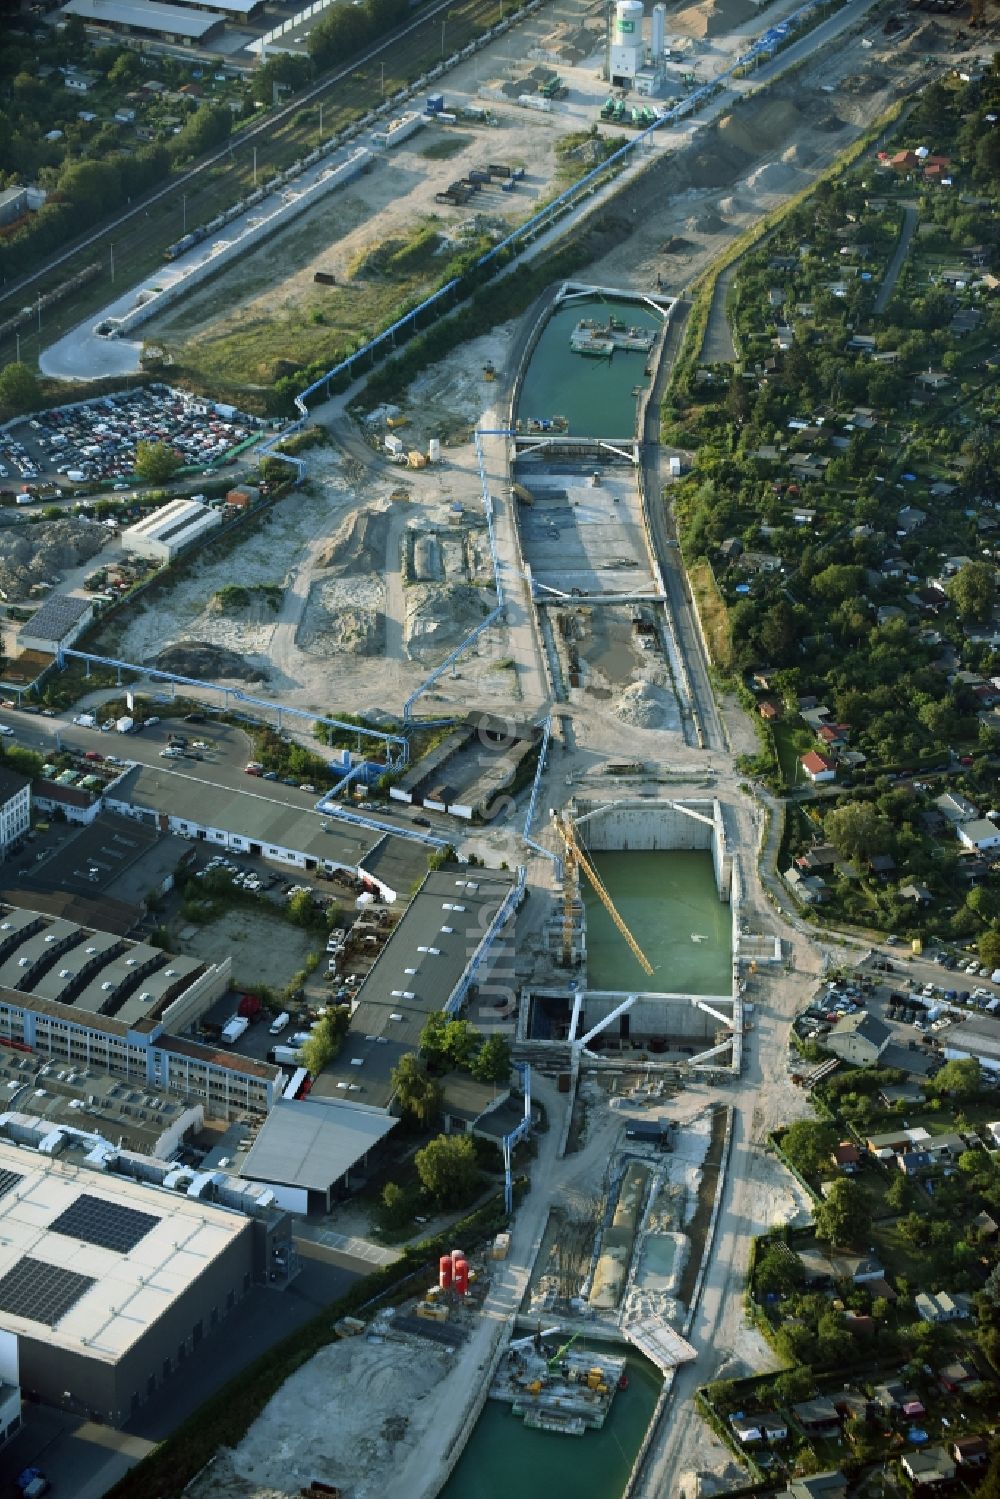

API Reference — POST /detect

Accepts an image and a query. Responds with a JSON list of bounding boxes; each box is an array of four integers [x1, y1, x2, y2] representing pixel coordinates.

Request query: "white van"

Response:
[[269, 1010, 290, 1035]]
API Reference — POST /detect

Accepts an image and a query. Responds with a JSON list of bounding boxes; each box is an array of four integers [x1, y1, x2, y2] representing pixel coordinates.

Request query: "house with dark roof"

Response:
[[901, 1446, 955, 1489], [791, 1396, 841, 1434], [832, 1141, 860, 1172], [952, 1435, 988, 1469], [825, 1010, 890, 1067], [784, 1470, 848, 1499], [938, 1359, 978, 1394]]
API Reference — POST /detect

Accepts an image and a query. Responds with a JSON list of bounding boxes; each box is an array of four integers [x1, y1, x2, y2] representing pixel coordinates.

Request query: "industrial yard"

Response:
[[2, 0, 997, 1495]]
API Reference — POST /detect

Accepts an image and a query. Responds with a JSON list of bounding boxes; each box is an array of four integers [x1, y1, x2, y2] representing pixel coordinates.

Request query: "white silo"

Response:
[[651, 3, 666, 62], [609, 0, 644, 84]]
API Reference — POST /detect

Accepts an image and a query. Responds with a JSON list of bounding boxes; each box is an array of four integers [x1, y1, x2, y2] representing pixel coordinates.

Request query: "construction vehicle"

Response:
[[547, 1331, 580, 1368], [551, 812, 653, 975], [483, 359, 496, 382]]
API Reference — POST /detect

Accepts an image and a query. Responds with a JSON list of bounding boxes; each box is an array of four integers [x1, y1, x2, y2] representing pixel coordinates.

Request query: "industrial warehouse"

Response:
[[0, 1130, 283, 1423]]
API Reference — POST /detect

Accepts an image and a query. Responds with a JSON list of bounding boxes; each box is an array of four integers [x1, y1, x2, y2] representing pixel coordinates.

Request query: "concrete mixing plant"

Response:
[[608, 0, 644, 86]]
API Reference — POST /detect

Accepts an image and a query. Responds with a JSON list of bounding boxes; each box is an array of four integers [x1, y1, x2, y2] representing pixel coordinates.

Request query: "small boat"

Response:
[[618, 1372, 629, 1391]]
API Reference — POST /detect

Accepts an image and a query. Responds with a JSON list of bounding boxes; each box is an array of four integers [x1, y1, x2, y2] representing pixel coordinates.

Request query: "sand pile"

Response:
[[672, 0, 758, 38], [0, 516, 106, 600], [318, 506, 390, 575], [718, 195, 743, 216], [615, 679, 676, 729], [299, 576, 385, 657], [688, 209, 726, 235], [782, 142, 816, 167], [404, 581, 493, 661], [745, 160, 800, 194]]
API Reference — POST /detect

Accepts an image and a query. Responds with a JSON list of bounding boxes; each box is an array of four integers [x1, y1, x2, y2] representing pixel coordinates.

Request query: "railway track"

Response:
[[0, 0, 532, 360]]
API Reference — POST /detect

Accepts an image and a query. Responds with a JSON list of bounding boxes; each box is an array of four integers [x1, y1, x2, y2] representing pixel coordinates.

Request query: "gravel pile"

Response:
[[0, 517, 106, 600]]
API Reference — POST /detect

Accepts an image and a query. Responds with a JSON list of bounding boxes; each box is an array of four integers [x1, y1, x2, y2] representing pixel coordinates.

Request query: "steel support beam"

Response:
[[579, 993, 637, 1049]]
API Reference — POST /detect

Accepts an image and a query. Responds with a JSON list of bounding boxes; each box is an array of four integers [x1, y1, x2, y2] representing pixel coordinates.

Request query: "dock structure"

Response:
[[490, 1344, 627, 1432], [570, 317, 656, 357]]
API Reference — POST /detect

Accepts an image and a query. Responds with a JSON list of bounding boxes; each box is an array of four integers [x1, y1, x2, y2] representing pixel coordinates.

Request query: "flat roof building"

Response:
[[17, 593, 93, 656], [239, 1096, 398, 1213], [311, 868, 517, 1112], [62, 0, 227, 42], [122, 498, 222, 564], [108, 765, 430, 900], [0, 767, 30, 862], [0, 1136, 254, 1423]]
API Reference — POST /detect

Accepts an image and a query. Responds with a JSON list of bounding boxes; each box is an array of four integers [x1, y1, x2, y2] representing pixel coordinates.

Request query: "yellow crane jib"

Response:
[[553, 813, 654, 977]]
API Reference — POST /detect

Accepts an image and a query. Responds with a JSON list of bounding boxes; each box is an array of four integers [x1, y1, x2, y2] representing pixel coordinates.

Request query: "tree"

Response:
[[824, 800, 892, 864], [414, 1133, 479, 1206], [133, 441, 180, 484], [933, 1058, 982, 1099], [470, 1033, 512, 1084], [980, 928, 1000, 973], [0, 361, 40, 415], [813, 1179, 870, 1247], [390, 1053, 442, 1128], [298, 1012, 345, 1074], [885, 1174, 912, 1213], [948, 561, 996, 626], [755, 1244, 806, 1297], [419, 1012, 478, 1072], [780, 1119, 838, 1180]]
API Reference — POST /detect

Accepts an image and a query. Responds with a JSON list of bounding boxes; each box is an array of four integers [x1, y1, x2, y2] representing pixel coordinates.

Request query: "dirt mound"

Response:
[[661, 235, 695, 254], [688, 210, 726, 235], [673, 0, 758, 37], [782, 142, 816, 166], [404, 582, 493, 661], [744, 159, 800, 194], [0, 517, 106, 600], [147, 641, 267, 681], [614, 679, 677, 730], [726, 96, 803, 151], [299, 575, 385, 657], [318, 506, 390, 575]]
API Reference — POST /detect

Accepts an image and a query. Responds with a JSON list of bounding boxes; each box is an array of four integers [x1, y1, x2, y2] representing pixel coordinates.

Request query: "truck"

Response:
[[116, 716, 134, 734], [17, 1470, 50, 1498], [268, 1044, 301, 1065], [269, 1010, 290, 1035], [73, 713, 96, 728], [220, 1015, 249, 1045], [237, 992, 263, 1020]]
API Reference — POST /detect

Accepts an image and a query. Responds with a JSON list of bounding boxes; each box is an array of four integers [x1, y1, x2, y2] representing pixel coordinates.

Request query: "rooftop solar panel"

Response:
[[0, 1170, 23, 1202], [0, 1256, 95, 1326], [50, 1192, 159, 1253]]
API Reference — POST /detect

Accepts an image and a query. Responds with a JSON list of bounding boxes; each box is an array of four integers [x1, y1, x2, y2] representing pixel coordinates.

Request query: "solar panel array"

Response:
[[50, 1193, 159, 1254], [0, 1170, 23, 1203], [0, 1256, 95, 1327]]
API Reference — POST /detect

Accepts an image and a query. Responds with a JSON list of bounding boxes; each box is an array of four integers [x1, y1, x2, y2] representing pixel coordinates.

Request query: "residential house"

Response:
[[847, 334, 878, 355], [901, 1446, 955, 1489], [888, 149, 920, 172], [880, 1082, 925, 1106], [785, 1474, 848, 1499], [900, 882, 933, 906], [842, 1310, 876, 1339], [898, 505, 928, 532], [834, 1390, 873, 1422], [935, 791, 979, 824], [915, 370, 953, 392], [758, 698, 782, 721], [784, 867, 827, 904], [952, 1436, 989, 1469], [800, 752, 837, 783], [826, 1010, 890, 1067], [791, 1396, 841, 1435], [923, 1132, 967, 1162], [972, 1210, 998, 1239], [64, 69, 97, 92], [898, 1149, 934, 1176], [938, 1359, 978, 1394], [816, 723, 850, 748], [719, 537, 743, 563], [866, 1127, 931, 1155], [729, 1411, 788, 1445], [741, 551, 783, 574], [832, 1142, 860, 1172], [914, 1290, 970, 1323], [797, 1248, 884, 1285], [957, 818, 1000, 852], [796, 844, 838, 873], [867, 853, 897, 881]]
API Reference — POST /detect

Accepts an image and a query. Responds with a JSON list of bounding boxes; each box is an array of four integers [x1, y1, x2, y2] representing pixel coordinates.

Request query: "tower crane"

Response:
[[551, 811, 653, 977]]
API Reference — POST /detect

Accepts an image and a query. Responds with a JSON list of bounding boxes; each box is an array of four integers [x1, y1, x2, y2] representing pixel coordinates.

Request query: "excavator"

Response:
[[551, 811, 654, 977]]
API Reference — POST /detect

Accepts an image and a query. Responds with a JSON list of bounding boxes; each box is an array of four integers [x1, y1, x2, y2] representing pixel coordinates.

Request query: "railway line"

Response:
[[0, 0, 532, 363]]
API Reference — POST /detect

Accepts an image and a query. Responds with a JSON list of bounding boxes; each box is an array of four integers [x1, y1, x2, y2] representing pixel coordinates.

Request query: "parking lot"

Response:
[[1, 384, 265, 488]]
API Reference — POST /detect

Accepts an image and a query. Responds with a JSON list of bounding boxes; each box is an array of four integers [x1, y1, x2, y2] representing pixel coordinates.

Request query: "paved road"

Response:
[[874, 201, 919, 315]]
